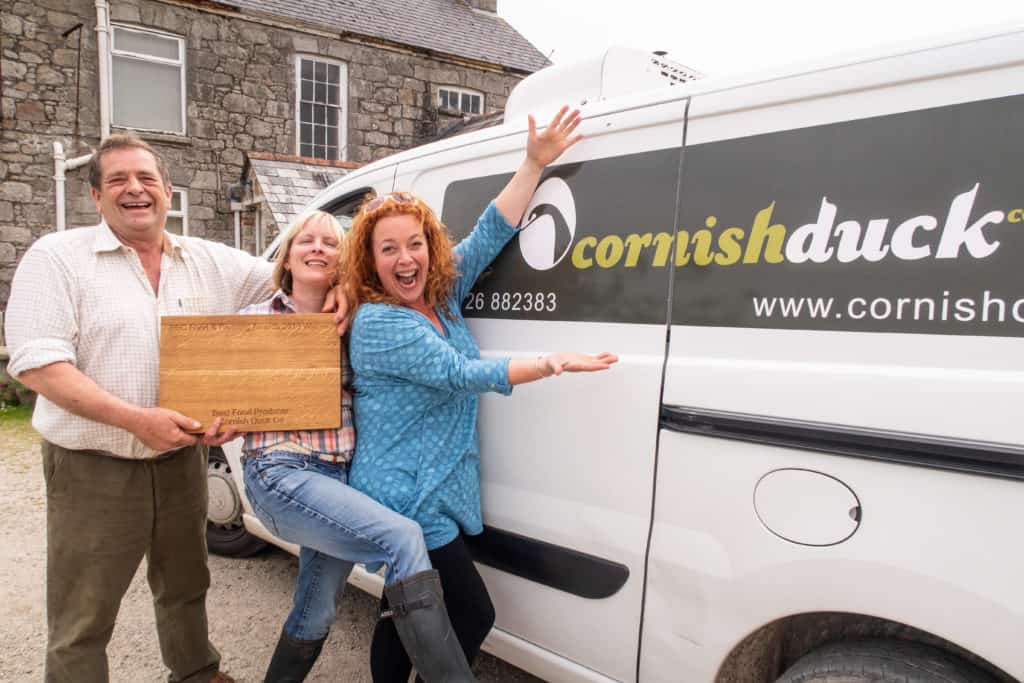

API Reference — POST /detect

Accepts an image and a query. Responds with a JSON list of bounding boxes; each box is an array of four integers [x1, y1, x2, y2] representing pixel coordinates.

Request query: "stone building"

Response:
[[0, 0, 547, 307], [238, 152, 359, 255]]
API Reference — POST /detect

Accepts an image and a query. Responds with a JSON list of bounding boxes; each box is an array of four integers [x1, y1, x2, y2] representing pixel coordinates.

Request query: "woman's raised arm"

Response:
[[493, 105, 583, 226]]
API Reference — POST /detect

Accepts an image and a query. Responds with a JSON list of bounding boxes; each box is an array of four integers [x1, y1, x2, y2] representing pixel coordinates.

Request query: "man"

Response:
[[5, 134, 278, 682]]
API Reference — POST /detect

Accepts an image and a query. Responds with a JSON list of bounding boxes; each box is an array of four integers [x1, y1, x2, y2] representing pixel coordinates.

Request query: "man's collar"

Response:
[[162, 230, 184, 255], [92, 220, 181, 256], [91, 220, 122, 253]]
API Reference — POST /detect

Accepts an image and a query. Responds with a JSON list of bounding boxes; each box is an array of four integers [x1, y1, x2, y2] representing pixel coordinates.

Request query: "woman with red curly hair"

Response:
[[344, 106, 618, 681]]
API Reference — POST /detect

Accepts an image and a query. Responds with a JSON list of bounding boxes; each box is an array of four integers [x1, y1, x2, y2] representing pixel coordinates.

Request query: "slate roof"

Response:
[[243, 152, 360, 231], [223, 0, 549, 73]]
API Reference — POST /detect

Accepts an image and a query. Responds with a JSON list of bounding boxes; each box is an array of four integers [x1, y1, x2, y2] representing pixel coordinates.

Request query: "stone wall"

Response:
[[0, 0, 528, 306]]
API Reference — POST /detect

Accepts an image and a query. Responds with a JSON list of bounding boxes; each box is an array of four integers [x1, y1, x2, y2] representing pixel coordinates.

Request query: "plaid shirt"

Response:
[[240, 291, 355, 460]]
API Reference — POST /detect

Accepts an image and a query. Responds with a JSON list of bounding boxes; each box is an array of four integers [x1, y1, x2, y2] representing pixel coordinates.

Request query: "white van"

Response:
[[208, 25, 1024, 683]]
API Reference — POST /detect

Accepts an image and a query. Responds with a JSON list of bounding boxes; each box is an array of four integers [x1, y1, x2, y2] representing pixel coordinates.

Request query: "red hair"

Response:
[[343, 193, 459, 318]]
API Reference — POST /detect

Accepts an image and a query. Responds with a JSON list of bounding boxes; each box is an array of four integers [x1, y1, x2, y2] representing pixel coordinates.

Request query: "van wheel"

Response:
[[206, 447, 266, 557], [777, 639, 996, 683]]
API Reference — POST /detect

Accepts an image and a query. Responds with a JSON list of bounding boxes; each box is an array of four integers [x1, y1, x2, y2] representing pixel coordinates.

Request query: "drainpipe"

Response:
[[227, 183, 246, 250], [53, 142, 94, 231], [95, 0, 111, 138], [255, 207, 263, 255], [52, 0, 109, 231]]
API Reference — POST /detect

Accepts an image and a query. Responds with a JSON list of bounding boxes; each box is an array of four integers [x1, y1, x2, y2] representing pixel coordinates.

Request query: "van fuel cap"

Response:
[[754, 469, 861, 546]]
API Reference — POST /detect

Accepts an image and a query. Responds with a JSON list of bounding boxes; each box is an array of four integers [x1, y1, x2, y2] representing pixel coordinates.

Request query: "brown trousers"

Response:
[[42, 441, 221, 683]]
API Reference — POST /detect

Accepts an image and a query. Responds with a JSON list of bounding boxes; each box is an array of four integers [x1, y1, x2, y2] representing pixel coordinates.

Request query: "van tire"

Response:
[[776, 639, 996, 683], [206, 447, 267, 557]]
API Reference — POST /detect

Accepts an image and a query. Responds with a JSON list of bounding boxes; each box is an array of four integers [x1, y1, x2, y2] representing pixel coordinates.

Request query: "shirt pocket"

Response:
[[176, 296, 217, 315]]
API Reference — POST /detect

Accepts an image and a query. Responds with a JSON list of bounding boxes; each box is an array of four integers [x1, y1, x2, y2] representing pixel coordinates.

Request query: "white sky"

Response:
[[500, 0, 1024, 76]]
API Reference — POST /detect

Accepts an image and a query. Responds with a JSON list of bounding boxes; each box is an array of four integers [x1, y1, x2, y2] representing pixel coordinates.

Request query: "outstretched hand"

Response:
[[526, 105, 584, 168], [542, 351, 618, 376], [494, 104, 585, 226]]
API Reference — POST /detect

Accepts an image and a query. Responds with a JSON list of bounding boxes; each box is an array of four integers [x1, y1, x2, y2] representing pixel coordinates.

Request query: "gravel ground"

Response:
[[0, 418, 542, 682]]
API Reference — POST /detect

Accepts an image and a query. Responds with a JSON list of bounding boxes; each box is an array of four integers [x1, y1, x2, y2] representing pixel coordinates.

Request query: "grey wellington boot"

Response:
[[383, 569, 476, 683], [263, 629, 326, 683]]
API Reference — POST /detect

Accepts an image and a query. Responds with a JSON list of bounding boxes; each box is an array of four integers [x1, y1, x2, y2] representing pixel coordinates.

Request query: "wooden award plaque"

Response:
[[159, 314, 341, 432]]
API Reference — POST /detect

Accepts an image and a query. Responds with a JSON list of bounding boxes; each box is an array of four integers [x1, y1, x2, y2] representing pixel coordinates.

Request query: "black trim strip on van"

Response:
[[660, 405, 1024, 481], [464, 525, 630, 599]]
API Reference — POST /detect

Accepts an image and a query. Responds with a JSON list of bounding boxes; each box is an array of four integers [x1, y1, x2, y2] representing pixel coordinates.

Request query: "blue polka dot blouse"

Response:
[[349, 201, 516, 549]]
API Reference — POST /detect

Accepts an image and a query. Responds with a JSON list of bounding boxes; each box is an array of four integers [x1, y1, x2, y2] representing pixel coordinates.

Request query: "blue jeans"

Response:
[[242, 449, 431, 640]]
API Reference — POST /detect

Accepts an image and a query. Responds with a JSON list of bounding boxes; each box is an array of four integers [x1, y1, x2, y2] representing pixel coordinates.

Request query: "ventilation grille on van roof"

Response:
[[649, 54, 702, 86], [504, 47, 701, 124]]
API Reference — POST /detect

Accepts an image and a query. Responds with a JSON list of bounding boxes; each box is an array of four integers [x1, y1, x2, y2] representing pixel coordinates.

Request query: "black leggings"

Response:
[[370, 534, 495, 682]]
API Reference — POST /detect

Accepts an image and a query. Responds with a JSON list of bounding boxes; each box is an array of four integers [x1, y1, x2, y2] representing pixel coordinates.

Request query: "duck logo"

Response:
[[518, 177, 577, 271]]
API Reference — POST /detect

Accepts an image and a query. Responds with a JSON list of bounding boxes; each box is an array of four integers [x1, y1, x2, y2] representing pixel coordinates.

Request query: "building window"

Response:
[[110, 25, 186, 133], [166, 189, 188, 235], [296, 56, 346, 160], [437, 86, 483, 115]]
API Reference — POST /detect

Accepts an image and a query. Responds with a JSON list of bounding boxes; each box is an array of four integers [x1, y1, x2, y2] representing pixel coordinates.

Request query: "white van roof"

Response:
[[503, 47, 702, 122], [314, 23, 1024, 204]]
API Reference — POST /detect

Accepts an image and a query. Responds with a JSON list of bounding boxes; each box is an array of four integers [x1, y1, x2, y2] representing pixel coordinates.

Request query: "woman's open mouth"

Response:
[[396, 269, 418, 288]]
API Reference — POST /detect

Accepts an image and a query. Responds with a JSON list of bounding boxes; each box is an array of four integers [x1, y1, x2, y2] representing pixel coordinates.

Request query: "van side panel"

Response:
[[644, 435, 1024, 682], [673, 95, 1023, 339], [647, 33, 1024, 681], [392, 100, 686, 682]]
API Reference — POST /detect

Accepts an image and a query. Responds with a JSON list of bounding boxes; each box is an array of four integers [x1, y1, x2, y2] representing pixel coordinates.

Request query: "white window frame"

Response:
[[109, 24, 187, 134], [437, 86, 484, 115], [295, 55, 348, 161], [166, 188, 189, 236]]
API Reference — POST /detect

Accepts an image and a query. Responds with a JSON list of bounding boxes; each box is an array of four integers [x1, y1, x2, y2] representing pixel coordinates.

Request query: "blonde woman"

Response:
[[239, 211, 474, 682]]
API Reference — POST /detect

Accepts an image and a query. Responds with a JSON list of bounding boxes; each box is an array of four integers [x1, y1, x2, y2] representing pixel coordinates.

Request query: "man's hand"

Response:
[[322, 284, 351, 335], [127, 406, 201, 452], [17, 362, 232, 453]]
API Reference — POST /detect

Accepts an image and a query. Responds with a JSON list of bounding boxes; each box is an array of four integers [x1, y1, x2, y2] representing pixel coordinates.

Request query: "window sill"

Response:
[[112, 126, 192, 147], [436, 106, 479, 117]]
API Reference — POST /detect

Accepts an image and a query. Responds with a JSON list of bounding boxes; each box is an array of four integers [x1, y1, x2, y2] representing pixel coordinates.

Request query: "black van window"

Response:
[[323, 189, 373, 233]]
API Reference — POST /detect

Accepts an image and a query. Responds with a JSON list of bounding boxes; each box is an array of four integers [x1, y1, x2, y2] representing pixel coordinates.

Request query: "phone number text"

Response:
[[463, 291, 557, 313]]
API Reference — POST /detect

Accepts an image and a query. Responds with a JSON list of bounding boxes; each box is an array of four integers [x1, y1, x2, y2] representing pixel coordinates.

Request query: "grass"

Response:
[[0, 404, 33, 425], [0, 405, 37, 457]]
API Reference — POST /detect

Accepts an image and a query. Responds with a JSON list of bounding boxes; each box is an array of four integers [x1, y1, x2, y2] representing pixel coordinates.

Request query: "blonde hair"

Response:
[[343, 193, 458, 318], [272, 210, 345, 294]]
